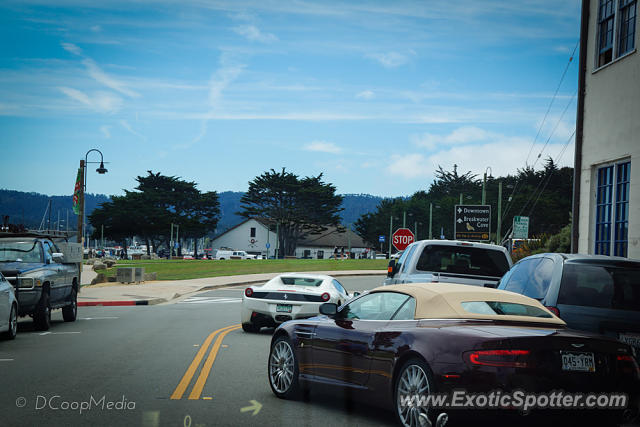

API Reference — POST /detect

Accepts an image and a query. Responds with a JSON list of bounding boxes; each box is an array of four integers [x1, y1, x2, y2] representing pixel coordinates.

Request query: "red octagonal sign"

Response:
[[392, 228, 415, 251]]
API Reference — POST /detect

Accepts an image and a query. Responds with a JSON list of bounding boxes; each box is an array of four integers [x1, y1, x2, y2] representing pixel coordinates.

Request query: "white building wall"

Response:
[[211, 219, 277, 256], [578, 0, 640, 258]]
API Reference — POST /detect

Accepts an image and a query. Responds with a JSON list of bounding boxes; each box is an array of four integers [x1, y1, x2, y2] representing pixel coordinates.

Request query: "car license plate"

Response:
[[618, 333, 640, 349], [561, 351, 595, 372], [276, 304, 292, 313]]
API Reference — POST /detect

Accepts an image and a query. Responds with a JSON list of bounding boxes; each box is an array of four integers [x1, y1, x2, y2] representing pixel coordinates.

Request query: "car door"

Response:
[[43, 240, 66, 303], [0, 273, 9, 329], [311, 292, 412, 387]]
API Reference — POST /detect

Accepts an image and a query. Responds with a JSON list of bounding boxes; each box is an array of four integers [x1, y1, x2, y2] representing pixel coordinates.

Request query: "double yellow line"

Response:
[[170, 324, 241, 400]]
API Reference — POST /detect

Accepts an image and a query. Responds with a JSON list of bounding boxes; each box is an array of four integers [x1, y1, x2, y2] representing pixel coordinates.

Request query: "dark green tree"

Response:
[[239, 168, 343, 257]]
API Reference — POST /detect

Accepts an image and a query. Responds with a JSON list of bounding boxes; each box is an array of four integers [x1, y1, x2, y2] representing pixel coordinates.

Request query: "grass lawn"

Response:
[[98, 258, 389, 281]]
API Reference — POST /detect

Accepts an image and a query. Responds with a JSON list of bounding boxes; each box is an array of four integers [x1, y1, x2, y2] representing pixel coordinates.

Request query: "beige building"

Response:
[[573, 0, 639, 258]]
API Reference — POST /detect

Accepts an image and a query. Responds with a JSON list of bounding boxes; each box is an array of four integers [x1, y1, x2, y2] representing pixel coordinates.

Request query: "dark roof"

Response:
[[298, 226, 371, 248]]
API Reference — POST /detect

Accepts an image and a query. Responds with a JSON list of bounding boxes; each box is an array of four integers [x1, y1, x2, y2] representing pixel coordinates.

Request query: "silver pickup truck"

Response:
[[0, 233, 81, 330], [384, 239, 512, 288]]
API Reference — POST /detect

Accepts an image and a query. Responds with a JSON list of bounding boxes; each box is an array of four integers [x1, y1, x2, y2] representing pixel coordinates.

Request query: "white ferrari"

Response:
[[241, 273, 351, 332]]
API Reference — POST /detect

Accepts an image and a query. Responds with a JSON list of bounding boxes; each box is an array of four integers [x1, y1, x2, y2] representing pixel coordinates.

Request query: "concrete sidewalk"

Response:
[[78, 269, 386, 306]]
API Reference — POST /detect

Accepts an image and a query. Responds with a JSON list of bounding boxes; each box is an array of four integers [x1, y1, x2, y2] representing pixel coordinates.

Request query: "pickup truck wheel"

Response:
[[62, 288, 78, 322], [34, 292, 51, 331], [3, 304, 17, 340]]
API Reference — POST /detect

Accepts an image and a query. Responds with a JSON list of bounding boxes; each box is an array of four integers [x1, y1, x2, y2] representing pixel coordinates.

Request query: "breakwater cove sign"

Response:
[[454, 205, 491, 241]]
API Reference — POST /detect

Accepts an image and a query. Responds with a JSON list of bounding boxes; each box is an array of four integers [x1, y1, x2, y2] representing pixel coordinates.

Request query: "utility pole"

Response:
[[414, 221, 418, 240], [388, 215, 393, 259], [347, 223, 352, 258], [459, 193, 463, 205], [276, 222, 280, 259], [403, 211, 406, 228], [429, 203, 433, 239], [76, 160, 85, 244], [497, 180, 503, 244]]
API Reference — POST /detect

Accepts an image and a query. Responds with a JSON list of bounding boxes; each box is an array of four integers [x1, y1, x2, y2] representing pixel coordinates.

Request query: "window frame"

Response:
[[595, 0, 637, 69], [594, 160, 631, 257]]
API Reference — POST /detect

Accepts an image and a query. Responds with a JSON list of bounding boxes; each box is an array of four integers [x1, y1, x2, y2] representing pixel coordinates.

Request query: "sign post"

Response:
[[454, 205, 491, 241], [512, 216, 530, 239], [392, 228, 415, 251]]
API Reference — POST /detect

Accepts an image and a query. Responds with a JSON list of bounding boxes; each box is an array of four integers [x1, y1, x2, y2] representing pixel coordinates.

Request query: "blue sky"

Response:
[[1, 0, 581, 198]]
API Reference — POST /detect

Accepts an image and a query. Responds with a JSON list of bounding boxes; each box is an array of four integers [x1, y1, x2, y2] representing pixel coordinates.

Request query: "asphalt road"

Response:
[[1, 275, 636, 427]]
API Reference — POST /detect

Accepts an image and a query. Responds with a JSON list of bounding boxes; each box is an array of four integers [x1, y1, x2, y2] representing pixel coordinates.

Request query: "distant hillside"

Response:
[[0, 189, 383, 234]]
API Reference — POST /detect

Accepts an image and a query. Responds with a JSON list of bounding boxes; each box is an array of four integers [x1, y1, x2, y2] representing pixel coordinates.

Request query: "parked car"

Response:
[[0, 272, 18, 339], [241, 274, 350, 332], [384, 240, 512, 288], [268, 282, 639, 426], [498, 253, 640, 356]]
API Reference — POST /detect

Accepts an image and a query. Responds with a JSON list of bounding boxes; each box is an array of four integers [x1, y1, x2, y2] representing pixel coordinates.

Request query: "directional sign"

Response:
[[454, 205, 491, 241], [378, 235, 386, 243], [392, 228, 415, 251], [265, 243, 270, 249], [513, 216, 530, 239]]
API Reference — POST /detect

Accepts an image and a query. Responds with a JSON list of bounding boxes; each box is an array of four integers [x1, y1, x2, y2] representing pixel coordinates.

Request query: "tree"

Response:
[[89, 171, 220, 256], [239, 168, 343, 257]]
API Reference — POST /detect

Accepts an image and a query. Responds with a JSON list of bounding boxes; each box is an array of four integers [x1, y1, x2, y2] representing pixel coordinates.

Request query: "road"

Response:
[[1, 275, 636, 427]]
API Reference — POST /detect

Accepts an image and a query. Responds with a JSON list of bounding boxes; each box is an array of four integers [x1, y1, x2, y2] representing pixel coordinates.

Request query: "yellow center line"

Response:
[[170, 324, 239, 400], [188, 324, 241, 400]]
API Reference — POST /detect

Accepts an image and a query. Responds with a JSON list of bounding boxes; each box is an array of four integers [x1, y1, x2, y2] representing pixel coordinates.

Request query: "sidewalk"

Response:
[[78, 268, 386, 306]]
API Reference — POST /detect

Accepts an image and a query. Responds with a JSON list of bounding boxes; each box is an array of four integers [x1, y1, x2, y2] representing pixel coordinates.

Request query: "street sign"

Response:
[[513, 216, 530, 239], [454, 205, 491, 241], [265, 242, 271, 249], [378, 235, 386, 243], [392, 228, 415, 251]]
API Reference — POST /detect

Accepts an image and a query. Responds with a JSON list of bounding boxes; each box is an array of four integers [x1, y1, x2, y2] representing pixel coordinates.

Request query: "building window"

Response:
[[250, 227, 256, 238], [619, 0, 637, 56], [595, 161, 631, 256], [596, 0, 637, 68]]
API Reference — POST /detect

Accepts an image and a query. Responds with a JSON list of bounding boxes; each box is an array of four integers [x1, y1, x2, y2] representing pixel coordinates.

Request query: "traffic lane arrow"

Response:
[[240, 399, 262, 416]]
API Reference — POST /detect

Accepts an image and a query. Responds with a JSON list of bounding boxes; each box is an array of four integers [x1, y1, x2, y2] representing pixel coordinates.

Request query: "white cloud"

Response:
[[91, 25, 102, 32], [356, 90, 375, 100], [100, 125, 111, 139], [386, 154, 431, 178], [233, 25, 278, 43], [412, 126, 491, 150], [304, 141, 342, 154], [61, 42, 82, 56], [366, 51, 411, 68], [58, 87, 122, 113], [120, 119, 146, 141], [82, 59, 139, 98]]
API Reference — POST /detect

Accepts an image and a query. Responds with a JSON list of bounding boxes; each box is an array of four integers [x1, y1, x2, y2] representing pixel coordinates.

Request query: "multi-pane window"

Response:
[[595, 162, 631, 257], [596, 0, 637, 68]]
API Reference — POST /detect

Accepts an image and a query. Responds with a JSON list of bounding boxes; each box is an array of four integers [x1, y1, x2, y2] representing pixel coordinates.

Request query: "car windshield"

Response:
[[558, 262, 640, 311], [415, 245, 510, 278], [0, 240, 42, 263], [280, 277, 323, 287], [461, 301, 553, 318]]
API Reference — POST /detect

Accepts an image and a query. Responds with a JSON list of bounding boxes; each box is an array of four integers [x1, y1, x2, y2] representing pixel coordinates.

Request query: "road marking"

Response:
[[80, 317, 119, 320], [170, 324, 239, 400], [188, 324, 241, 400], [39, 331, 81, 336], [240, 400, 262, 416], [179, 297, 241, 304], [0, 359, 14, 362], [202, 397, 213, 400], [142, 411, 160, 427]]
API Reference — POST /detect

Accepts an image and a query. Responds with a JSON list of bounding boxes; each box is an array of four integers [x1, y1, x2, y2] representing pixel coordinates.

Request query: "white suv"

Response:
[[384, 240, 512, 288]]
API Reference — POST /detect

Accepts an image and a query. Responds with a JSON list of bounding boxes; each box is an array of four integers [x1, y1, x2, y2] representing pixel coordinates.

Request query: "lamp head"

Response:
[[96, 161, 108, 174]]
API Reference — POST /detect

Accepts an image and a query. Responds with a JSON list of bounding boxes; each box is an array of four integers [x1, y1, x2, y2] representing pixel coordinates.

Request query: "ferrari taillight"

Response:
[[321, 292, 330, 302], [467, 349, 531, 368], [245, 287, 253, 297]]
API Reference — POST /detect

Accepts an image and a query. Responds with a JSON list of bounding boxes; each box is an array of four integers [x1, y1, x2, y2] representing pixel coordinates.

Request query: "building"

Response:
[[573, 0, 639, 258], [210, 218, 373, 259]]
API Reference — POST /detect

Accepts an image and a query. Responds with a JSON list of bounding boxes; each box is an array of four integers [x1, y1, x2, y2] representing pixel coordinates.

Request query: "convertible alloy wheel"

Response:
[[268, 336, 300, 399], [395, 359, 434, 427]]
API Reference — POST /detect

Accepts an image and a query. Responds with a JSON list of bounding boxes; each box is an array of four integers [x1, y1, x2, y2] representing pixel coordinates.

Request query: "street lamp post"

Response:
[[482, 167, 493, 205], [76, 149, 108, 247]]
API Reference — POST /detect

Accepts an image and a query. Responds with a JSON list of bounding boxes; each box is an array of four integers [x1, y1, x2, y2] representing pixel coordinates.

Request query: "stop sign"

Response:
[[392, 228, 415, 251]]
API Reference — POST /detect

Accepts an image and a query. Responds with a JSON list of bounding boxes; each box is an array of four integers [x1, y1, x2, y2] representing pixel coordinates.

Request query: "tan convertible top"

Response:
[[372, 283, 566, 325]]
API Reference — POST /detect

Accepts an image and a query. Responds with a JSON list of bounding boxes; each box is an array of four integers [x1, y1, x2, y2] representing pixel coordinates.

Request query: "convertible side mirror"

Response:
[[387, 259, 398, 278], [319, 303, 338, 317]]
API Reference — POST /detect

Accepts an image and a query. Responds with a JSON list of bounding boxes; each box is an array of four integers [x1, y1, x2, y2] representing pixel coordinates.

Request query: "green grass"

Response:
[[100, 258, 388, 281]]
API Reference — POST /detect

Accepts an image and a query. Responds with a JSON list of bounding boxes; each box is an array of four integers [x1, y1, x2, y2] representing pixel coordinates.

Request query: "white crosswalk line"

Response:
[[179, 297, 241, 304]]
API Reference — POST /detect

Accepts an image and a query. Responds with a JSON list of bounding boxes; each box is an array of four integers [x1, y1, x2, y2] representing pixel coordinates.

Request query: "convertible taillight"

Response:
[[245, 287, 253, 297], [321, 292, 330, 302], [467, 350, 531, 368], [617, 354, 640, 378]]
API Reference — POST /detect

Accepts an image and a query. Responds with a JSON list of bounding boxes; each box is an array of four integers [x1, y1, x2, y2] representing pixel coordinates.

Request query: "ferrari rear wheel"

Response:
[[268, 335, 301, 399], [394, 358, 435, 427]]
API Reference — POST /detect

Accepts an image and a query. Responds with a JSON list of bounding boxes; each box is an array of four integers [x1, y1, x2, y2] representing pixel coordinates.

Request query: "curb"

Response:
[[78, 298, 166, 307]]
